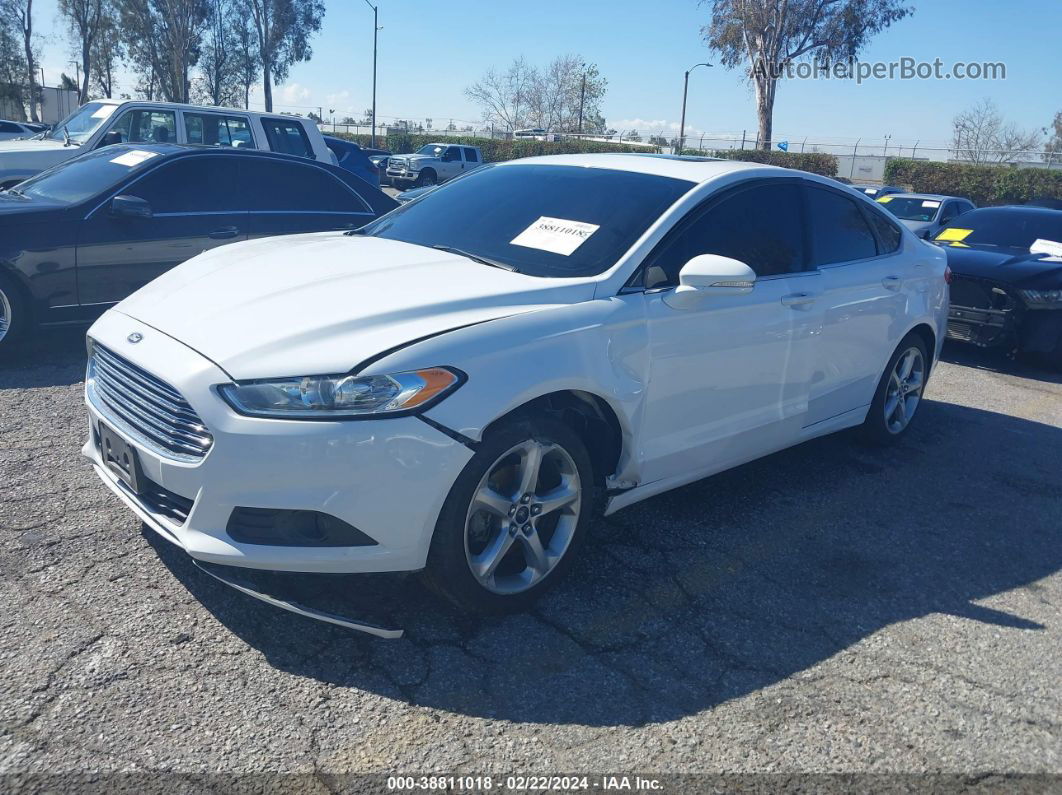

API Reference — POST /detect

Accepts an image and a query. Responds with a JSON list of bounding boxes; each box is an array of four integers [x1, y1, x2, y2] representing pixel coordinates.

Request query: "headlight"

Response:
[[1018, 288, 1062, 307], [218, 367, 463, 419]]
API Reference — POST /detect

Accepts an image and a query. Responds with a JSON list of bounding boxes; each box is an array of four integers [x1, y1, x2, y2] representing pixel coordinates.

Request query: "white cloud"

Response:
[[279, 82, 311, 104], [325, 90, 350, 107], [610, 118, 685, 133]]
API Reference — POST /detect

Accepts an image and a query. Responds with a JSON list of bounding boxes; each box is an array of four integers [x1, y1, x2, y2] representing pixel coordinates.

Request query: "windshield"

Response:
[[416, 145, 445, 156], [13, 146, 162, 204], [358, 164, 693, 277], [47, 102, 117, 144], [880, 197, 942, 222], [935, 208, 1062, 250]]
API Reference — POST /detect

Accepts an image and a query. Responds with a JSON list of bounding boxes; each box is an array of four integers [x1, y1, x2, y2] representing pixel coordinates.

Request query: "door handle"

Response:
[[882, 275, 903, 291], [781, 292, 816, 308], [209, 227, 240, 240]]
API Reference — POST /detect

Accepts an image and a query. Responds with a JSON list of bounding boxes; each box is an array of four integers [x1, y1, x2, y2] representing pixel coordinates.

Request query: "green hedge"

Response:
[[329, 131, 660, 161], [680, 148, 839, 177], [883, 158, 1062, 206]]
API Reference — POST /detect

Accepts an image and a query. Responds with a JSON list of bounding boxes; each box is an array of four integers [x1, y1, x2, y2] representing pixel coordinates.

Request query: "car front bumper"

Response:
[[82, 310, 474, 574]]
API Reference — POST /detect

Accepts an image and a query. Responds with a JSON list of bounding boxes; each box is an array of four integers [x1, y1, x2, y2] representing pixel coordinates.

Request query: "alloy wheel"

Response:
[[463, 439, 582, 595], [0, 287, 11, 343], [884, 346, 925, 434]]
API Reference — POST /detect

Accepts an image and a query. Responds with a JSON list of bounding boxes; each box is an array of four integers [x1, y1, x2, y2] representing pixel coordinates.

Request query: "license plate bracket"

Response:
[[98, 421, 142, 495]]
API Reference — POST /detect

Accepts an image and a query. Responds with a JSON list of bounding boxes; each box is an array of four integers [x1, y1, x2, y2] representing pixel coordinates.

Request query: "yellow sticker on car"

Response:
[[936, 227, 973, 242], [949, 241, 970, 248], [876, 196, 894, 203]]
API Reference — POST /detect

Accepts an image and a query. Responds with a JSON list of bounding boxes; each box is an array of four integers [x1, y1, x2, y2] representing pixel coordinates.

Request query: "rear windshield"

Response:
[[12, 147, 161, 204], [879, 197, 942, 222], [358, 164, 692, 277], [935, 208, 1062, 250]]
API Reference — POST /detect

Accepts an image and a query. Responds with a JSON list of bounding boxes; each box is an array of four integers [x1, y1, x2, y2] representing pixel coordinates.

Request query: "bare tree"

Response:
[[195, 0, 243, 106], [59, 0, 106, 104], [703, 0, 912, 150], [952, 98, 1042, 164], [467, 55, 607, 134], [240, 0, 325, 112], [0, 11, 29, 120], [229, 11, 258, 108], [1, 0, 39, 121], [1042, 110, 1061, 165], [89, 2, 123, 98]]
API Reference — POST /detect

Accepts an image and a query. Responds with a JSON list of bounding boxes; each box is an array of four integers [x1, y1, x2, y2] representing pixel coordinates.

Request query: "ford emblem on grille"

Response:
[[127, 332, 143, 344]]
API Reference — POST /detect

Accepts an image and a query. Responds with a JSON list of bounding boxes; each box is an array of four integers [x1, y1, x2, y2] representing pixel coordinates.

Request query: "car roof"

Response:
[[963, 204, 1062, 217], [97, 142, 342, 169], [494, 153, 781, 184], [87, 97, 308, 119], [887, 193, 961, 201]]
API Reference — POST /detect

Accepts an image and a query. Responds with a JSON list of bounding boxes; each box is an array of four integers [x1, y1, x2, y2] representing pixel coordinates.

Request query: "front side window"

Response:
[[126, 156, 241, 214], [444, 147, 462, 162], [463, 147, 479, 163], [107, 109, 177, 145], [261, 119, 313, 158], [185, 113, 256, 148], [645, 182, 805, 286], [806, 186, 879, 266], [359, 164, 692, 278], [47, 102, 117, 144]]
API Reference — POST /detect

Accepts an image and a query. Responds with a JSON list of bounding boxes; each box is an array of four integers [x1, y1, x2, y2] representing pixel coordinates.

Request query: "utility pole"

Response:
[[678, 62, 712, 154], [577, 66, 587, 134], [363, 0, 379, 147]]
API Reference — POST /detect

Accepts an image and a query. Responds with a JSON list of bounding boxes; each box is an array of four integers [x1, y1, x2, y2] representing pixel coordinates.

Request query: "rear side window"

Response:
[[107, 109, 177, 145], [261, 118, 314, 158], [863, 205, 902, 254], [0, 121, 21, 133], [127, 156, 241, 213], [185, 113, 256, 148], [646, 181, 805, 284], [806, 186, 879, 266], [241, 159, 368, 213], [463, 147, 479, 163]]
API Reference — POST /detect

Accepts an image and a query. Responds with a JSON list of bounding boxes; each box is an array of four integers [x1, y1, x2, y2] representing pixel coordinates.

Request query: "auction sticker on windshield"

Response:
[[511, 216, 600, 256], [110, 150, 160, 168]]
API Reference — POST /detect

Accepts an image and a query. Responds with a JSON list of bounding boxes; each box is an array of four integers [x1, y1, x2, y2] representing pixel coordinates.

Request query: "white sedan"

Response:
[[83, 154, 948, 623]]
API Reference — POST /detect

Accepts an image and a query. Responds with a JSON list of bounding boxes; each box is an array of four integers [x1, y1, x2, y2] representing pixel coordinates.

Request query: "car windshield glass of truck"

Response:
[[359, 164, 692, 278], [46, 102, 117, 144], [416, 145, 446, 156], [935, 209, 1062, 251], [12, 146, 162, 204]]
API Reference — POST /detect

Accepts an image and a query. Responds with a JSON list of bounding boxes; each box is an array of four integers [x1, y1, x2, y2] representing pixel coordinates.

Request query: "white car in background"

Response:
[[0, 99, 334, 190], [0, 119, 48, 141], [83, 154, 948, 631]]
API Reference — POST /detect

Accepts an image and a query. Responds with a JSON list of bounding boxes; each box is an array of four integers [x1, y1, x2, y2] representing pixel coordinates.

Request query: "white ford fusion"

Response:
[[83, 154, 948, 622]]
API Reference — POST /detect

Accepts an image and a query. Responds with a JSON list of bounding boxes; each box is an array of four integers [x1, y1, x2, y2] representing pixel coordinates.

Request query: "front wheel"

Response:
[[859, 333, 929, 444], [415, 169, 437, 187], [0, 272, 29, 357], [422, 416, 594, 613]]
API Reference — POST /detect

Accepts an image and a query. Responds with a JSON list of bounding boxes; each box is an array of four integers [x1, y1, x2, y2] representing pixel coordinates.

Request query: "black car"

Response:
[[323, 135, 380, 187], [0, 144, 396, 353], [935, 205, 1062, 366]]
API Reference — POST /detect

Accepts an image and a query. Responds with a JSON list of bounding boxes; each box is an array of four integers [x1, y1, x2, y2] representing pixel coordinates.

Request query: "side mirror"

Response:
[[98, 130, 123, 148], [663, 254, 756, 310], [109, 195, 152, 219]]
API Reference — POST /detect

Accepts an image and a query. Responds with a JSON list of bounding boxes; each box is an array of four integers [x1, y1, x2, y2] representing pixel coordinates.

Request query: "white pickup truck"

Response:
[[385, 143, 484, 189], [0, 99, 335, 190]]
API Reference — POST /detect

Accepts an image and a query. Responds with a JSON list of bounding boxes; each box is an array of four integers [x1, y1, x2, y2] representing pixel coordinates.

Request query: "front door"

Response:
[[635, 180, 818, 485], [76, 156, 246, 305]]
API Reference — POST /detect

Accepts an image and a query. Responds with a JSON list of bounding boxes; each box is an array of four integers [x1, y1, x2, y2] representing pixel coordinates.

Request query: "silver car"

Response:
[[875, 193, 976, 239]]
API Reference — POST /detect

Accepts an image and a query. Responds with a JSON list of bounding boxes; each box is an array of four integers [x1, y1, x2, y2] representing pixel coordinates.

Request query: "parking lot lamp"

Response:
[[363, 0, 379, 147], [679, 62, 712, 154]]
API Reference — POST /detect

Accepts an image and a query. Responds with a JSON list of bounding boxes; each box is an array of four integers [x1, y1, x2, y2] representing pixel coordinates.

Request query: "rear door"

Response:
[[241, 158, 377, 238], [802, 183, 907, 426], [76, 155, 247, 305]]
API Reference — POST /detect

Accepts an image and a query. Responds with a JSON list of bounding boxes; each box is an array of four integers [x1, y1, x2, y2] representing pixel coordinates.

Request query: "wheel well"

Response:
[[909, 323, 937, 369], [482, 391, 624, 485]]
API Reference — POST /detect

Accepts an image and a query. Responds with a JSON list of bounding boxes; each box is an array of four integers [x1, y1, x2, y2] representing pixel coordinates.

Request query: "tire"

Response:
[[859, 332, 929, 445], [0, 271, 30, 357], [422, 415, 595, 614], [415, 169, 437, 188]]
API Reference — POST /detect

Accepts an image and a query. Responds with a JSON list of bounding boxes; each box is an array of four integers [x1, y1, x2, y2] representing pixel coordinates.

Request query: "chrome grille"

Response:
[[88, 343, 213, 461]]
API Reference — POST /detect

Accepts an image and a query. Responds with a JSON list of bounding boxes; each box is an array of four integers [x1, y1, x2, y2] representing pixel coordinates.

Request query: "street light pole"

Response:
[[678, 62, 712, 154], [363, 0, 379, 147]]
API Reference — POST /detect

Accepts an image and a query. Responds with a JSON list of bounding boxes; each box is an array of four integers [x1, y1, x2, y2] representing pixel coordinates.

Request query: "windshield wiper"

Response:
[[432, 244, 518, 272]]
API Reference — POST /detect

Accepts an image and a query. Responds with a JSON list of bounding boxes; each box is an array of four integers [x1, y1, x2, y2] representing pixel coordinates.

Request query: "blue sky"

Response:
[[34, 0, 1060, 150]]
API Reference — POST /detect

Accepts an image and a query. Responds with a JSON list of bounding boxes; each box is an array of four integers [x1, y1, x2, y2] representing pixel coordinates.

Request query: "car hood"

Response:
[[0, 138, 69, 154], [0, 192, 67, 216], [115, 233, 596, 380], [0, 139, 79, 175], [942, 244, 1062, 289]]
